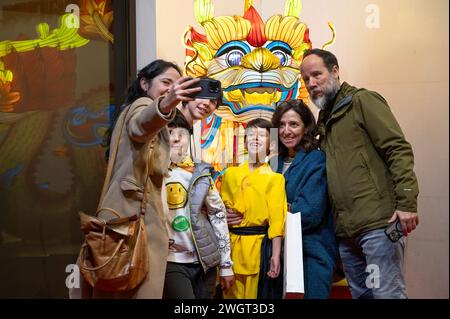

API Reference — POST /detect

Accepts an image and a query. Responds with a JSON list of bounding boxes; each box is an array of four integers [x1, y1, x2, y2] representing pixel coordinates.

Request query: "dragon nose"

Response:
[[240, 47, 280, 72]]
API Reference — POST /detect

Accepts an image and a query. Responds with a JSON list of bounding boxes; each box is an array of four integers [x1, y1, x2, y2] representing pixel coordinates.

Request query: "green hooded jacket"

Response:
[[317, 82, 419, 238]]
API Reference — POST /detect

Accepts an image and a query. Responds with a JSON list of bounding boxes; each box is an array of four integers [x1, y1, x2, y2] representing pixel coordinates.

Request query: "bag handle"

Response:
[[79, 240, 125, 271], [95, 207, 121, 219]]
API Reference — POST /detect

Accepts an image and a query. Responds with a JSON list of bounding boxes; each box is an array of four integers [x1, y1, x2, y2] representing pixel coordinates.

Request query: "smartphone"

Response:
[[384, 219, 403, 242], [187, 78, 222, 100]]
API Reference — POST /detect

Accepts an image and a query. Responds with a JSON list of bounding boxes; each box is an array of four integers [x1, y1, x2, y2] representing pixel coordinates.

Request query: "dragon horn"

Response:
[[244, 0, 254, 13], [322, 21, 336, 49], [194, 0, 214, 25], [284, 0, 302, 18]]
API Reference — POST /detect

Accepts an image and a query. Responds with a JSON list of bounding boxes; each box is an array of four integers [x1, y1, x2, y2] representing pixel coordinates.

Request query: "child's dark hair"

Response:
[[245, 118, 273, 157], [246, 118, 272, 132], [169, 110, 192, 134]]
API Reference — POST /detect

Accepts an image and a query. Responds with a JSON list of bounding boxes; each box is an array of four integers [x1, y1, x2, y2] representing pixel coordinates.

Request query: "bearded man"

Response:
[[300, 49, 419, 299]]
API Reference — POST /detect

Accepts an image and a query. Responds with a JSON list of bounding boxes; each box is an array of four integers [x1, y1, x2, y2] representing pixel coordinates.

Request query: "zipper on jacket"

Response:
[[187, 173, 210, 273], [326, 96, 353, 126]]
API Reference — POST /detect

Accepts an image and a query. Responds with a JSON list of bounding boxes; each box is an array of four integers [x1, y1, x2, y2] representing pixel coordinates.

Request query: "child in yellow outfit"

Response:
[[220, 119, 287, 299]]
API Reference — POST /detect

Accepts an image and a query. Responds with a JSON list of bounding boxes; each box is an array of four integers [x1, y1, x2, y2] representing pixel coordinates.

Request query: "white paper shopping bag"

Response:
[[283, 211, 304, 296]]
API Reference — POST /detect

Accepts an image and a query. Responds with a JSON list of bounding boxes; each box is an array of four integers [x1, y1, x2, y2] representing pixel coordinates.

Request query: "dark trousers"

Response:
[[163, 262, 217, 299]]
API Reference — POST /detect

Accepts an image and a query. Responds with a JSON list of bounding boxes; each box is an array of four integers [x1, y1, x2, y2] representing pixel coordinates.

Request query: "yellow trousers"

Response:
[[223, 274, 259, 299]]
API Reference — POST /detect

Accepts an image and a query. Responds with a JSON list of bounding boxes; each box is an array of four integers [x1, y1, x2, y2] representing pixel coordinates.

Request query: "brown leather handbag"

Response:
[[78, 107, 151, 292], [78, 208, 149, 292]]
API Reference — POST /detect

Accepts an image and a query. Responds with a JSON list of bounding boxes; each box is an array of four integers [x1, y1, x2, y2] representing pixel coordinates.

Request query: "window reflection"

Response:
[[0, 0, 115, 298]]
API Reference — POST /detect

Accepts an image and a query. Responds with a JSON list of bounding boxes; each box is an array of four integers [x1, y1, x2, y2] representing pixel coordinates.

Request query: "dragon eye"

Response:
[[266, 41, 292, 67], [226, 50, 244, 67], [273, 50, 288, 66]]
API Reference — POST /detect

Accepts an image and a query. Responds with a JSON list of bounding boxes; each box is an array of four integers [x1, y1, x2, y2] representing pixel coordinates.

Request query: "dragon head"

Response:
[[184, 0, 311, 124]]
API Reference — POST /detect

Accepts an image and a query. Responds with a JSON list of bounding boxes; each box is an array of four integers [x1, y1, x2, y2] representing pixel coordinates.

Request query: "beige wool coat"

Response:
[[70, 96, 174, 298]]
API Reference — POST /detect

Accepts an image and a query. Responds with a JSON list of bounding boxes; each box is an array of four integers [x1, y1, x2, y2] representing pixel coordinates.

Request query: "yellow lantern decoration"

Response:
[[184, 0, 337, 171]]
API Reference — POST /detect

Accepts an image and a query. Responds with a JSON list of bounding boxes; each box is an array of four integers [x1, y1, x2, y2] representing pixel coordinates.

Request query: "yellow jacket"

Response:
[[220, 161, 287, 275]]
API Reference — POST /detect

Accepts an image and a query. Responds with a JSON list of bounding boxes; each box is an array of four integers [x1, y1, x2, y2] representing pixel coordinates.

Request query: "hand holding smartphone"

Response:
[[385, 219, 403, 242]]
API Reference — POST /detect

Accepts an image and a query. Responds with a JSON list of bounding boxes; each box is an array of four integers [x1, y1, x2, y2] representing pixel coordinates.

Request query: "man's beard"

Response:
[[311, 77, 340, 110]]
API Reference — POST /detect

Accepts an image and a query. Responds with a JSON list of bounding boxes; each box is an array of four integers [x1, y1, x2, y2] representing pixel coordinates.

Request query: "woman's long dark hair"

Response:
[[271, 99, 319, 157], [103, 60, 181, 160]]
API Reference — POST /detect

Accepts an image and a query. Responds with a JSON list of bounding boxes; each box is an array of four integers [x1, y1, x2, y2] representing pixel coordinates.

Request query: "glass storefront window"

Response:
[[0, 0, 128, 298]]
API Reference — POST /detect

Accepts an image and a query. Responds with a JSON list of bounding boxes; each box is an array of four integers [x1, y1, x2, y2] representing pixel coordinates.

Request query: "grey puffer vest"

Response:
[[187, 162, 221, 272]]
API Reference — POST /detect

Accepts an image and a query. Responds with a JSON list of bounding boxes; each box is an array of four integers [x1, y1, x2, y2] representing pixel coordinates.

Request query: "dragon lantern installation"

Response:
[[184, 0, 335, 171]]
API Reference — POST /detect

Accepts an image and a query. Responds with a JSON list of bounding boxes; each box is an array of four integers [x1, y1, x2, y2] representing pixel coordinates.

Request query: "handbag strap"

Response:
[[95, 207, 121, 219]]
